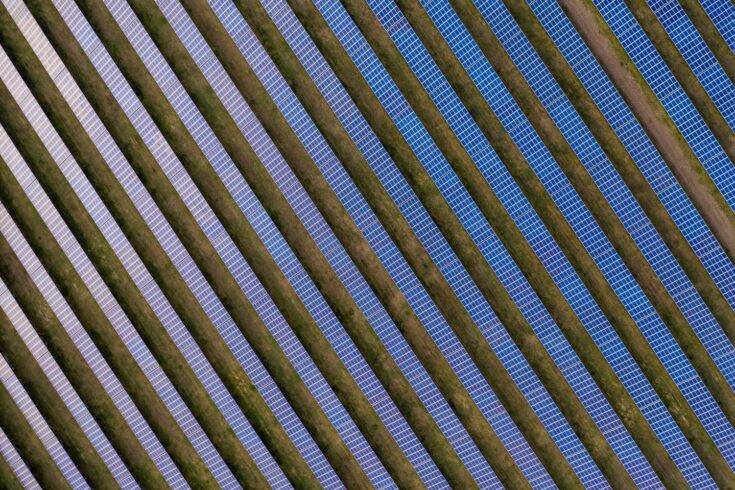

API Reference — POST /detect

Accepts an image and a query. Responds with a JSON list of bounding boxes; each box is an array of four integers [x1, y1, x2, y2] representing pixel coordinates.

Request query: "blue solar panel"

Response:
[[251, 1, 556, 486], [483, 0, 735, 485], [644, 0, 735, 126], [1, 0, 733, 486], [700, 0, 735, 51]]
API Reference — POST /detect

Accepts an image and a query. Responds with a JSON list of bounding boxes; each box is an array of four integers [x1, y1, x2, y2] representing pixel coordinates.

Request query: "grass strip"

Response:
[[235, 0, 578, 486], [678, 0, 735, 86], [624, 0, 735, 167], [116, 0, 475, 486], [449, 0, 735, 484], [66, 0, 371, 486], [0, 228, 129, 489], [0, 80, 215, 488], [556, 0, 735, 264], [0, 9, 268, 489], [490, 0, 735, 347], [368, 0, 695, 486], [0, 441, 23, 490], [0, 356, 71, 489], [21, 1, 325, 487]]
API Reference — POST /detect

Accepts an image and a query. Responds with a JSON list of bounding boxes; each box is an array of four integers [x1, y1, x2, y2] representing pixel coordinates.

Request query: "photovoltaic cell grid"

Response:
[[112, 5, 389, 484], [0, 347, 86, 488], [582, 0, 735, 371], [0, 115, 168, 485], [701, 0, 735, 53], [368, 2, 662, 485], [468, 0, 725, 474], [472, 2, 732, 468], [414, 3, 667, 485], [594, 1, 735, 209], [645, 0, 735, 127], [492, 0, 735, 484], [0, 425, 36, 488], [198, 2, 462, 486], [0, 30, 203, 486], [0, 0, 733, 488], [296, 2, 624, 487], [245, 1, 541, 486], [21, 0, 333, 486], [520, 0, 735, 465]]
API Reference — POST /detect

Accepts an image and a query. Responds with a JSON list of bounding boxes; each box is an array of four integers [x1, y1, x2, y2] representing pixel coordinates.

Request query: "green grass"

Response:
[[0, 197, 151, 489], [0, 329, 73, 490], [450, 1, 735, 485], [624, 0, 735, 167]]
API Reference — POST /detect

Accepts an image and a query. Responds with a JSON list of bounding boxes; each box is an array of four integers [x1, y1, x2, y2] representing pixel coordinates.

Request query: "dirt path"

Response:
[[557, 0, 735, 264]]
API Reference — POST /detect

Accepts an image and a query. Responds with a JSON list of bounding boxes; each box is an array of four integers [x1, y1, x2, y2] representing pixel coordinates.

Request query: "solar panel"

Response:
[[1, 0, 733, 487]]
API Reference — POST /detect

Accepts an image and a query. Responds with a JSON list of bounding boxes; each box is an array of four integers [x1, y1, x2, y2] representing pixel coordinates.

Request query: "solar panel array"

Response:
[[0, 0, 733, 487]]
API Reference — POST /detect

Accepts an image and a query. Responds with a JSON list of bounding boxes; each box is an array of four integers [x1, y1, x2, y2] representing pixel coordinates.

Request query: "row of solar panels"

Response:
[[0, 0, 733, 487]]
